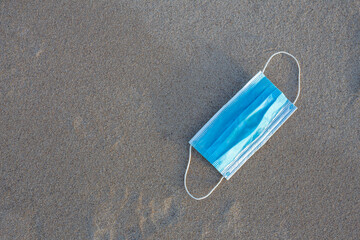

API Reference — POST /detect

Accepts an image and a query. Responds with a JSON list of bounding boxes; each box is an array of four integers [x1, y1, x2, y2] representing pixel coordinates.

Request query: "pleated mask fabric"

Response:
[[184, 51, 301, 200]]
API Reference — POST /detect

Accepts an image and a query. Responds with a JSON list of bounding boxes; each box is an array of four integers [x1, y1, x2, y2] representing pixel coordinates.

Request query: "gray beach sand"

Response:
[[1, 0, 359, 239]]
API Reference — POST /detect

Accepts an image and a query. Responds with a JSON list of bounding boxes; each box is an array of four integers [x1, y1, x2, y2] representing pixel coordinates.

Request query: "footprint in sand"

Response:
[[91, 187, 180, 240]]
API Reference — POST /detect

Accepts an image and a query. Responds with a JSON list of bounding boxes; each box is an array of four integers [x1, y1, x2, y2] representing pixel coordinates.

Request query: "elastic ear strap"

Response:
[[184, 145, 224, 200], [262, 51, 301, 104]]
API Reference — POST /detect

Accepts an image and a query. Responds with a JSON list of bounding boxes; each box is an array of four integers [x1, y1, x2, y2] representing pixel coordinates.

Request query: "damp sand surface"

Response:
[[0, 1, 359, 239]]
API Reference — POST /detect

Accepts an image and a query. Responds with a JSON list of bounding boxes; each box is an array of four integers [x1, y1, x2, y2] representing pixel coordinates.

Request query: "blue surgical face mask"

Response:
[[184, 51, 301, 200]]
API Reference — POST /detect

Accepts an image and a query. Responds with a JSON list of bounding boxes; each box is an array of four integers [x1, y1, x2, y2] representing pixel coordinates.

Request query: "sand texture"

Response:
[[1, 0, 359, 239]]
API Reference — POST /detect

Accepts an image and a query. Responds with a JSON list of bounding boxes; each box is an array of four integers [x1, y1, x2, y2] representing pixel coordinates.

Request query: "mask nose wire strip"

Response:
[[262, 51, 301, 104], [184, 145, 225, 200]]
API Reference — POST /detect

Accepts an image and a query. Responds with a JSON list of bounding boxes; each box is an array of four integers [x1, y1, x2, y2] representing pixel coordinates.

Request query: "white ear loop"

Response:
[[262, 51, 301, 104], [184, 145, 224, 200]]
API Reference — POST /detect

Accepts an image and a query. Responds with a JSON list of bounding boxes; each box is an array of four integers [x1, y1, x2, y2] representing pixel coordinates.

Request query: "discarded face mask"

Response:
[[184, 51, 301, 200]]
